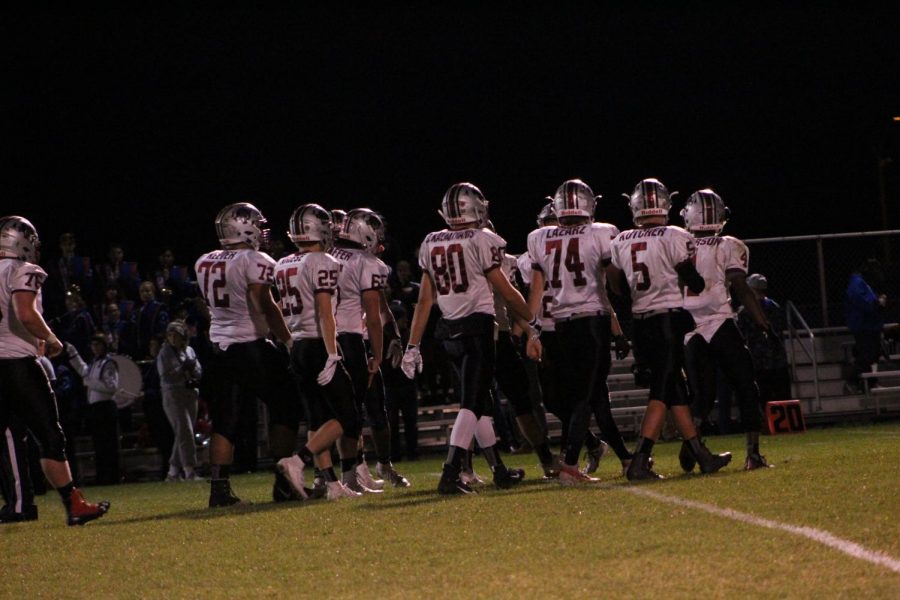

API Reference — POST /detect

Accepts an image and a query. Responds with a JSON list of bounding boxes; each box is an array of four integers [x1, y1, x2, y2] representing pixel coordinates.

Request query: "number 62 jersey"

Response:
[[417, 227, 505, 320]]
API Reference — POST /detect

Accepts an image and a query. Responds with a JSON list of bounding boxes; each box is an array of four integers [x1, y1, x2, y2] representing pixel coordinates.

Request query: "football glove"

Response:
[[317, 354, 343, 386], [401, 344, 423, 380], [612, 334, 631, 360]]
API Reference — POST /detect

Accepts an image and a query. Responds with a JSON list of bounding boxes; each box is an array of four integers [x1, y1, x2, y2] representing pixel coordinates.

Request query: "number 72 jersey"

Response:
[[195, 248, 276, 348]]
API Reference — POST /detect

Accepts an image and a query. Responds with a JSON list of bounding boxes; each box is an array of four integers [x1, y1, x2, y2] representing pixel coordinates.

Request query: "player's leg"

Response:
[[554, 319, 597, 482], [585, 315, 632, 472], [0, 417, 37, 522], [368, 370, 410, 487], [680, 334, 716, 471], [335, 334, 381, 493]]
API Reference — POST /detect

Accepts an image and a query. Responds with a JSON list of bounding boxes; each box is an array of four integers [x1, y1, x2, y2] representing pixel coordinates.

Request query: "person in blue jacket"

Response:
[[845, 259, 887, 392]]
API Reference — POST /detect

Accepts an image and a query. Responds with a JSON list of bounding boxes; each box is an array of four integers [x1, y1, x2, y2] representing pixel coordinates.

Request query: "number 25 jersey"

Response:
[[417, 228, 504, 320], [526, 222, 618, 320], [610, 225, 696, 314], [273, 251, 340, 339], [195, 249, 276, 349]]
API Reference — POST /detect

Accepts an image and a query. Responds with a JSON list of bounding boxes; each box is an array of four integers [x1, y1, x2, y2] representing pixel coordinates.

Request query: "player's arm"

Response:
[[728, 271, 769, 329], [487, 268, 532, 324], [675, 259, 704, 294], [248, 283, 292, 348], [527, 269, 546, 323], [362, 290, 384, 371], [315, 291, 339, 355], [407, 273, 435, 347], [12, 291, 63, 357], [605, 263, 626, 297]]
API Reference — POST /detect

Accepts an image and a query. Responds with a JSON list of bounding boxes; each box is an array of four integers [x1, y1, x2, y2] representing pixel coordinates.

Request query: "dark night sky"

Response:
[[7, 4, 900, 265]]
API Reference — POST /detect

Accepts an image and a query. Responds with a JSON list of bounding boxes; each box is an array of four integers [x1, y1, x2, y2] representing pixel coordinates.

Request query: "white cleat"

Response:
[[583, 440, 611, 474], [276, 455, 308, 499], [559, 463, 599, 486], [377, 462, 411, 488], [343, 475, 383, 494], [327, 481, 363, 500], [460, 469, 485, 486], [356, 462, 385, 490]]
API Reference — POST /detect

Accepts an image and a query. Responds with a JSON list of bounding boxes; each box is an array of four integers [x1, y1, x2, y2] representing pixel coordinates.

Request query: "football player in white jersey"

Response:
[[195, 203, 303, 506], [680, 190, 772, 470], [0, 216, 110, 525], [330, 208, 409, 491], [609, 179, 732, 480], [525, 180, 632, 484], [402, 183, 537, 494], [274, 204, 364, 500]]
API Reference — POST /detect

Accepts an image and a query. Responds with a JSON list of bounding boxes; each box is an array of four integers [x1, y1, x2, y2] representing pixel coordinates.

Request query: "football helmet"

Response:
[[681, 189, 730, 234], [288, 204, 334, 249], [552, 179, 598, 221], [438, 182, 489, 228], [626, 178, 675, 223], [339, 208, 386, 254], [331, 209, 347, 235], [215, 203, 270, 250], [0, 216, 40, 263], [536, 198, 557, 227]]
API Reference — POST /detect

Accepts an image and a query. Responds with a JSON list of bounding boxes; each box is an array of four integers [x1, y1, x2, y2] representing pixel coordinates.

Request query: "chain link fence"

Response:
[[745, 230, 900, 328]]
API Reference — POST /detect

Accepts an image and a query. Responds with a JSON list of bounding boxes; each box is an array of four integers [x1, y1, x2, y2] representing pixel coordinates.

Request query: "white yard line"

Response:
[[624, 486, 900, 574]]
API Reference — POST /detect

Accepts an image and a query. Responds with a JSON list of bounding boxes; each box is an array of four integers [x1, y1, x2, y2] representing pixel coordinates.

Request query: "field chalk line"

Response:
[[624, 486, 900, 574]]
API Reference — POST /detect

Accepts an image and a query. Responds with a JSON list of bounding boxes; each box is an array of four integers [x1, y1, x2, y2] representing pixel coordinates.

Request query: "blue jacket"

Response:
[[846, 273, 883, 333]]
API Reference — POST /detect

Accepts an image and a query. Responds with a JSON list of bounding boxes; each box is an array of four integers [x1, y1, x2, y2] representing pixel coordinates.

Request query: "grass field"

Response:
[[2, 422, 899, 599]]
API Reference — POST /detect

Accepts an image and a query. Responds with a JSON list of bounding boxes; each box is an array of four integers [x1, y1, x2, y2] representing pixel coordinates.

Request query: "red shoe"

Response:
[[558, 463, 599, 485], [66, 489, 110, 526]]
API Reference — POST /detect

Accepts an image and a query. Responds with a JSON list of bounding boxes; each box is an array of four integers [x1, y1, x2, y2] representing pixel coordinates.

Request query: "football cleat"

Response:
[[0, 504, 38, 524], [744, 453, 773, 471], [460, 468, 485, 486], [276, 455, 309, 500], [66, 489, 110, 525], [327, 481, 362, 500], [625, 453, 664, 482], [356, 462, 385, 490], [438, 464, 477, 495], [690, 440, 733, 474], [493, 465, 525, 489], [376, 462, 411, 488], [679, 440, 697, 473], [558, 463, 599, 485], [583, 440, 611, 474], [343, 476, 383, 494]]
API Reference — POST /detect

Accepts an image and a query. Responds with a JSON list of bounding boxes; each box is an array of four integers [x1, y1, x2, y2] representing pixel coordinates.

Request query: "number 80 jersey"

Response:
[[195, 249, 276, 349], [417, 228, 505, 320]]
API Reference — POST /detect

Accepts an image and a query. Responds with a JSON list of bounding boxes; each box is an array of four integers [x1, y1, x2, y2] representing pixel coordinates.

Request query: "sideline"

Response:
[[624, 486, 900, 574]]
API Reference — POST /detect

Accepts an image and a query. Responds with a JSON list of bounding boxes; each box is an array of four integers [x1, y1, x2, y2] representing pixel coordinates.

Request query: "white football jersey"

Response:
[[330, 246, 389, 335], [526, 222, 618, 320], [274, 251, 340, 340], [610, 225, 696, 314], [195, 249, 276, 349], [684, 235, 749, 341], [0, 258, 46, 358], [516, 252, 555, 332], [417, 228, 504, 320]]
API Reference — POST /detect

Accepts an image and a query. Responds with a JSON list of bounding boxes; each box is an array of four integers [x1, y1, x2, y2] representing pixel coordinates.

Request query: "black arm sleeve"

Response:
[[675, 259, 705, 295]]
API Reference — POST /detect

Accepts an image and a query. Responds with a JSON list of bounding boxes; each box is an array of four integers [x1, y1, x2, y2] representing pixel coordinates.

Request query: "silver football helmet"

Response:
[[215, 202, 270, 250], [681, 189, 730, 234], [536, 199, 557, 227], [288, 204, 334, 249], [339, 208, 386, 254], [626, 178, 675, 223], [438, 182, 489, 228], [552, 179, 598, 221], [331, 209, 347, 235], [0, 216, 40, 263]]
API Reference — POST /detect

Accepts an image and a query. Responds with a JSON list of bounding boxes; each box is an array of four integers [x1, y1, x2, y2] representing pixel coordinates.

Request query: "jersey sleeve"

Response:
[[591, 224, 614, 263], [526, 229, 544, 272], [473, 230, 504, 273], [516, 253, 533, 283], [311, 254, 339, 295], [609, 236, 624, 270], [418, 239, 431, 274], [244, 251, 276, 286], [667, 227, 697, 265], [723, 237, 749, 274], [360, 256, 390, 292], [10, 263, 48, 293]]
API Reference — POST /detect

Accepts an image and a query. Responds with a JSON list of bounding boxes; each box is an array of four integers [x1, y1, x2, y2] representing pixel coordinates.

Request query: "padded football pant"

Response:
[[208, 339, 303, 444], [494, 331, 534, 417], [440, 315, 496, 418], [338, 333, 388, 431], [0, 357, 67, 461], [0, 416, 35, 512], [633, 310, 694, 407], [292, 338, 360, 438], [685, 319, 762, 432], [537, 331, 566, 440]]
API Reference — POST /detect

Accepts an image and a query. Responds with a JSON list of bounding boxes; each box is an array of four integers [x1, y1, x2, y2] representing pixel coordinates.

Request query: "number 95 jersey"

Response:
[[526, 223, 618, 320], [195, 249, 276, 349], [417, 228, 505, 320]]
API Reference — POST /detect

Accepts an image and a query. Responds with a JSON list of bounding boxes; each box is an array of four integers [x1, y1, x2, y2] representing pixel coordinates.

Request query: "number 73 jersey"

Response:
[[417, 228, 505, 320], [195, 248, 276, 348], [526, 222, 618, 320]]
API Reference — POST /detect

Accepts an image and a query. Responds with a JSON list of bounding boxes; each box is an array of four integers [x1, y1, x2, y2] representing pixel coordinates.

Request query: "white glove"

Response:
[[401, 345, 423, 380], [387, 338, 404, 369], [317, 354, 342, 386]]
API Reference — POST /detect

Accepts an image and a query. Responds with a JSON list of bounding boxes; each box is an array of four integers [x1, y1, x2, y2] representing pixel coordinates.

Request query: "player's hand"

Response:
[[317, 354, 342, 386], [45, 335, 64, 358], [401, 345, 423, 380], [386, 338, 404, 369], [612, 334, 631, 360], [64, 341, 80, 360], [526, 336, 543, 362]]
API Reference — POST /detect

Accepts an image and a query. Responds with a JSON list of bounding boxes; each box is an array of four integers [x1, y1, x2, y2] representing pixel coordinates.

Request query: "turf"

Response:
[[2, 423, 899, 599]]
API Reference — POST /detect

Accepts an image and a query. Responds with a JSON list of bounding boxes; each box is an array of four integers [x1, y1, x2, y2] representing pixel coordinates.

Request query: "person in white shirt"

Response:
[[680, 189, 772, 471], [609, 179, 731, 480]]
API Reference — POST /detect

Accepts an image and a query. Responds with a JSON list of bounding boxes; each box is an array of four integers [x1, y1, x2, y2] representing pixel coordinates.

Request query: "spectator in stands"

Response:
[[134, 281, 170, 359], [49, 350, 84, 485], [66, 335, 121, 485], [139, 334, 174, 478], [740, 274, 791, 402], [101, 302, 136, 358], [95, 243, 139, 301], [53, 289, 96, 360], [389, 259, 419, 315], [383, 300, 419, 461], [157, 321, 203, 482], [845, 259, 888, 392], [43, 232, 93, 318]]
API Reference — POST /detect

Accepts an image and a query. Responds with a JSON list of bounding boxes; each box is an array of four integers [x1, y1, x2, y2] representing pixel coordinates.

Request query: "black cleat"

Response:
[[437, 464, 477, 495], [0, 504, 38, 524], [493, 465, 525, 489], [744, 453, 773, 471], [691, 440, 732, 474], [679, 440, 697, 473], [209, 479, 246, 508], [625, 452, 664, 481]]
